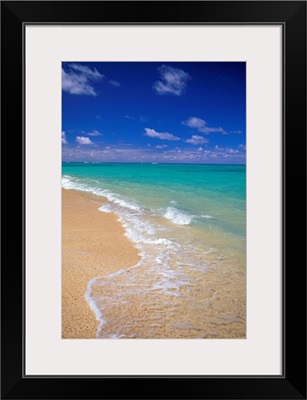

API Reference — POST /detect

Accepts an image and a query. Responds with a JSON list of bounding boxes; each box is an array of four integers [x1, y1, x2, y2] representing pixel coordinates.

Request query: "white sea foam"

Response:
[[201, 214, 213, 219], [84, 277, 105, 338], [163, 207, 194, 226], [62, 175, 142, 212], [98, 204, 113, 213], [145, 238, 174, 246], [104, 193, 141, 212]]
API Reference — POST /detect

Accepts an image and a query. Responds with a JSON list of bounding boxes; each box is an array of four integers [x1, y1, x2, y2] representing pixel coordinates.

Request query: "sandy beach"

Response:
[[62, 189, 140, 338], [62, 186, 245, 339]]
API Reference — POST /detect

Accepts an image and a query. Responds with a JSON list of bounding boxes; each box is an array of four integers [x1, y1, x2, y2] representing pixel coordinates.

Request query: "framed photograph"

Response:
[[1, 1, 306, 399]]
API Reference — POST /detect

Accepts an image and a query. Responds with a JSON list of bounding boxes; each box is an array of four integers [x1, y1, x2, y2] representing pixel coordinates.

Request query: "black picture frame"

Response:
[[1, 1, 306, 399]]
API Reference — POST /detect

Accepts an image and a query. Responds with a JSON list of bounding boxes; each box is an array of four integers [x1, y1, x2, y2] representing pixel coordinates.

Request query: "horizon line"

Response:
[[62, 161, 246, 166]]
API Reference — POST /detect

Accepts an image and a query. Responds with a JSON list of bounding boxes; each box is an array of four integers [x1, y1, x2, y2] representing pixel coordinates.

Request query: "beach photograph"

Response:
[[62, 62, 246, 339]]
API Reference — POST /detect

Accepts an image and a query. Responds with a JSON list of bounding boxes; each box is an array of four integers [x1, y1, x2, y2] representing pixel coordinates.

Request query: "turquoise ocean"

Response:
[[62, 163, 246, 338]]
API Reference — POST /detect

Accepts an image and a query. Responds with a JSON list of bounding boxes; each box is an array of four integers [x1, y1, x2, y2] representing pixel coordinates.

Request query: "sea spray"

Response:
[[163, 207, 194, 225]]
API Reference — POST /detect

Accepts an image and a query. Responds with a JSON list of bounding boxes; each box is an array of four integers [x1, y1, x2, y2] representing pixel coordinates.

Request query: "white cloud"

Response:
[[109, 80, 120, 87], [197, 147, 203, 151], [153, 65, 190, 96], [144, 128, 180, 141], [227, 148, 239, 154], [62, 63, 104, 96], [215, 145, 239, 154], [156, 144, 168, 149], [76, 136, 94, 145], [198, 126, 227, 135], [200, 126, 225, 134], [69, 63, 103, 80], [182, 116, 226, 134], [62, 144, 246, 164], [184, 117, 206, 129], [62, 131, 68, 145], [87, 130, 102, 136], [238, 144, 246, 151], [186, 135, 209, 145]]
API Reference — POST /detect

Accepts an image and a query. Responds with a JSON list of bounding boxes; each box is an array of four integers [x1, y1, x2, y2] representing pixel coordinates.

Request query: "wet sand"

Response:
[[62, 189, 140, 338]]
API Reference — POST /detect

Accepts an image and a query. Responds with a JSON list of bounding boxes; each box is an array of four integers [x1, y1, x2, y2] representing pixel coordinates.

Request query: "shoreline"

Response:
[[62, 187, 246, 339], [62, 188, 140, 338]]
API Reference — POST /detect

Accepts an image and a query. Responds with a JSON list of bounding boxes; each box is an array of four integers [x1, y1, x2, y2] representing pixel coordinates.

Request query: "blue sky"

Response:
[[62, 62, 246, 163]]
